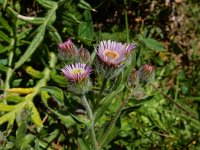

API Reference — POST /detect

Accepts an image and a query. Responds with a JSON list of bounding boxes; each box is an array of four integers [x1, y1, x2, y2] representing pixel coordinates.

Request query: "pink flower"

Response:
[[58, 39, 78, 57], [96, 40, 126, 66], [61, 63, 92, 82], [96, 40, 136, 66]]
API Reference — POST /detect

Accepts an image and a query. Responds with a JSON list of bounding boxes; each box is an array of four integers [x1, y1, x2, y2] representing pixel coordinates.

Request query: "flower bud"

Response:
[[78, 48, 90, 63], [139, 64, 155, 82], [58, 39, 78, 62], [133, 91, 147, 100], [128, 69, 139, 88]]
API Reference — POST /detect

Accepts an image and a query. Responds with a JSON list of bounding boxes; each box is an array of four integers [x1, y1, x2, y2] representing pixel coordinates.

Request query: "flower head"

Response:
[[78, 48, 91, 63], [128, 69, 139, 87], [58, 39, 78, 62], [61, 63, 92, 94], [96, 40, 126, 66], [139, 64, 155, 82], [61, 63, 92, 82]]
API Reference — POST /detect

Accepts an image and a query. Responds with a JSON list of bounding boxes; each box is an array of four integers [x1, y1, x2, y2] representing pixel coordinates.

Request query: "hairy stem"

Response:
[[81, 95, 98, 150]]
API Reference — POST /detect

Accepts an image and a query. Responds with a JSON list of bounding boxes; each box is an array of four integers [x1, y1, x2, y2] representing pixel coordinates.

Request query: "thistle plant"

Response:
[[56, 39, 155, 149], [1, 1, 199, 149]]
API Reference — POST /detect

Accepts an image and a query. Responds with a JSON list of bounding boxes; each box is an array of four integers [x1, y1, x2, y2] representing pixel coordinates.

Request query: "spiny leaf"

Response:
[[0, 104, 17, 111], [22, 65, 44, 79], [0, 63, 9, 72], [0, 13, 12, 32], [0, 30, 10, 43], [1, 94, 25, 103], [41, 91, 76, 127], [28, 101, 43, 127], [50, 70, 68, 87], [47, 25, 62, 44], [0, 102, 26, 126], [77, 138, 90, 150], [7, 7, 45, 24], [78, 10, 94, 44], [0, 44, 13, 54], [7, 88, 35, 94], [0, 110, 16, 125], [40, 86, 64, 103], [144, 38, 164, 51], [78, 0, 96, 11], [36, 0, 57, 9], [15, 121, 27, 150], [14, 24, 46, 69]]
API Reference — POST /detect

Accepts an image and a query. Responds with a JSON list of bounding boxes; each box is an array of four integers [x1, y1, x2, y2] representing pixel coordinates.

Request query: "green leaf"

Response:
[[41, 91, 76, 127], [70, 113, 89, 126], [47, 25, 62, 44], [34, 138, 40, 150], [2, 94, 25, 103], [40, 86, 64, 103], [0, 102, 26, 126], [0, 63, 9, 72], [7, 7, 45, 24], [0, 111, 16, 125], [28, 101, 43, 127], [143, 38, 164, 51], [22, 134, 36, 149], [14, 24, 46, 69], [15, 121, 27, 150], [22, 65, 44, 79], [0, 14, 12, 33], [0, 30, 10, 43], [36, 0, 57, 9], [50, 70, 68, 87], [77, 138, 90, 150], [0, 44, 13, 54], [78, 10, 94, 43], [0, 104, 17, 111], [78, 0, 96, 11], [94, 85, 124, 122]]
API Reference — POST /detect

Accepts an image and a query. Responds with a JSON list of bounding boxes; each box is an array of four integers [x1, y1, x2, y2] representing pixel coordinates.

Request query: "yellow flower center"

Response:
[[70, 68, 84, 75], [104, 49, 119, 59]]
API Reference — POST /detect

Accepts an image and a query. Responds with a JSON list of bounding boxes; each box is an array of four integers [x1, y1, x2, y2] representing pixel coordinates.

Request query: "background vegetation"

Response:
[[0, 0, 200, 149]]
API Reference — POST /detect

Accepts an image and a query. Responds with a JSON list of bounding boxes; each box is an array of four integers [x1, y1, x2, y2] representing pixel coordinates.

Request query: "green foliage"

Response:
[[0, 0, 200, 149]]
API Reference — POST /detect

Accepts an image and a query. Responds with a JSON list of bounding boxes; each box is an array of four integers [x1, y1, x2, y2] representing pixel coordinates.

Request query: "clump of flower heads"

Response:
[[58, 39, 155, 101], [128, 64, 155, 100], [58, 39, 90, 64]]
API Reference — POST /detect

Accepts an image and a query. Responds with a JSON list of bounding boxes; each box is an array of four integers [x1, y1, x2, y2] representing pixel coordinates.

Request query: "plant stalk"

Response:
[[81, 95, 98, 150], [98, 94, 130, 148]]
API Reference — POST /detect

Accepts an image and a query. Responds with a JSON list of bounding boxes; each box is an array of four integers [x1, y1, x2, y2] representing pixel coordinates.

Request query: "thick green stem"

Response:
[[98, 95, 130, 148], [81, 95, 98, 150]]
